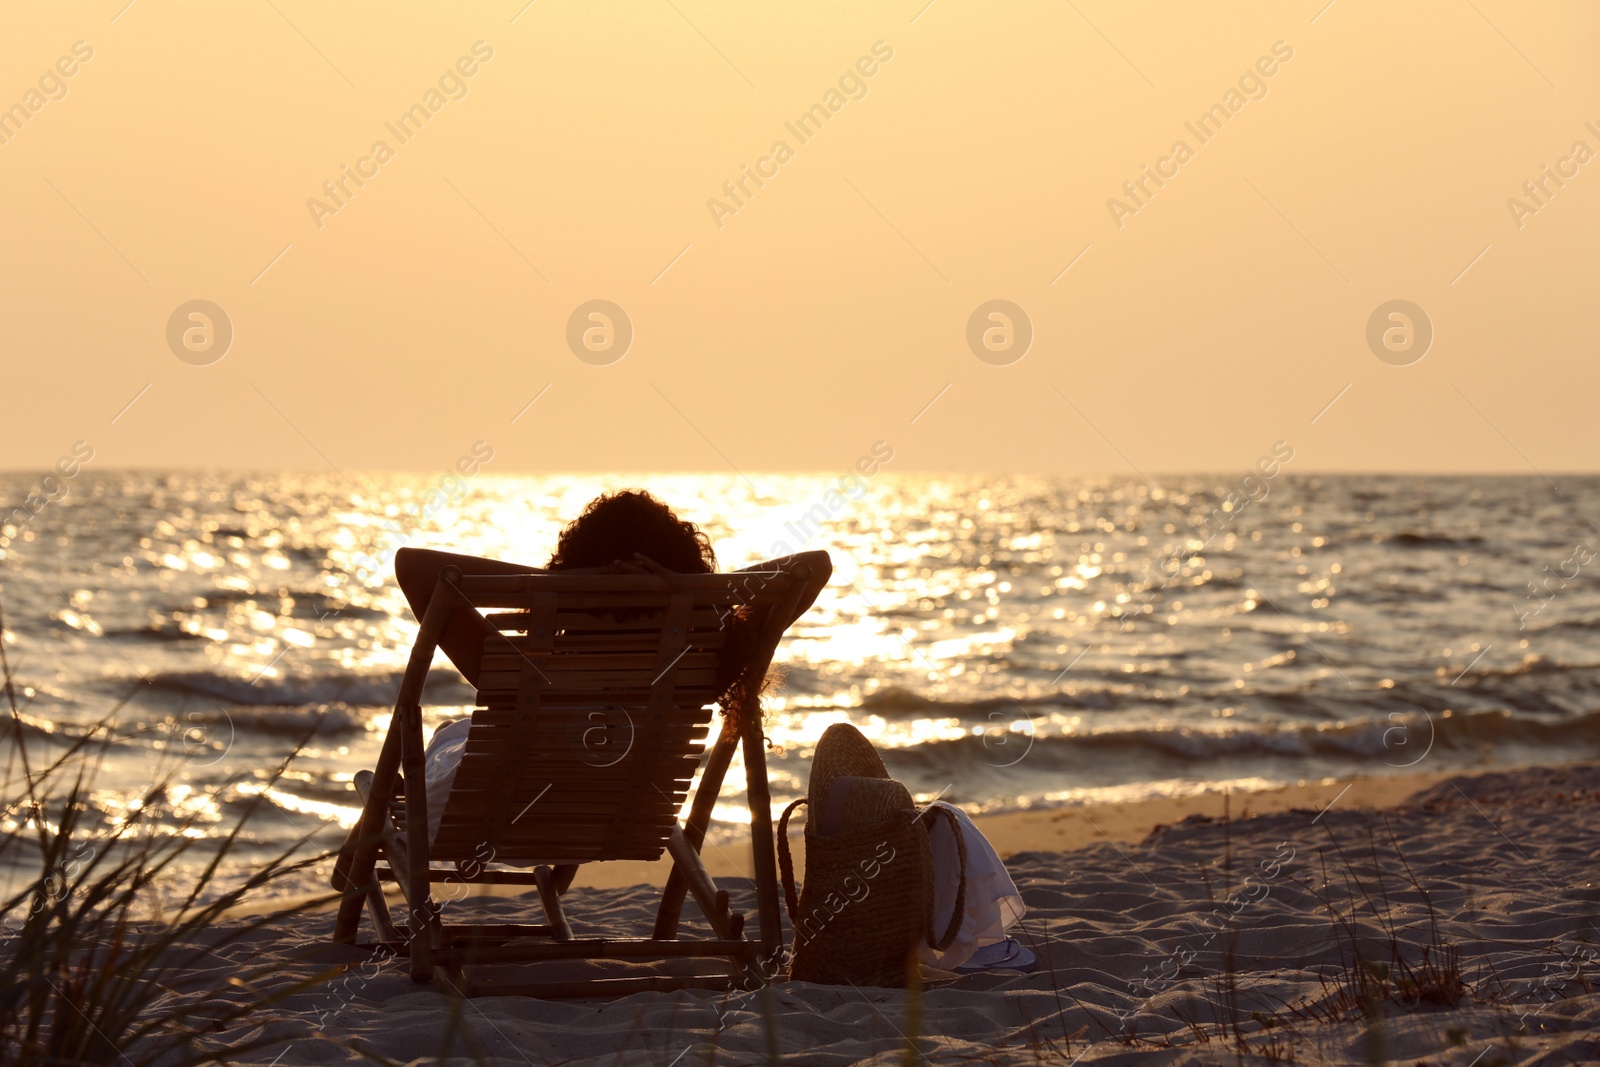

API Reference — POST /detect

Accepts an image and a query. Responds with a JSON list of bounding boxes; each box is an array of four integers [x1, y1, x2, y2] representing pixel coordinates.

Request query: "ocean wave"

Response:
[[1521, 617, 1600, 638], [190, 589, 286, 606], [858, 685, 1130, 714], [171, 702, 369, 736], [1468, 653, 1600, 679], [1383, 531, 1487, 548], [1321, 528, 1488, 551], [885, 707, 1600, 774], [142, 669, 472, 707], [102, 623, 208, 643], [171, 588, 388, 619], [853, 675, 1426, 719]]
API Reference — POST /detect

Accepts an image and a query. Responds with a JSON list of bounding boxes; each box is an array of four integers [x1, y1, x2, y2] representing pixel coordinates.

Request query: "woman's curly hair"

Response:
[[548, 490, 769, 729], [547, 489, 717, 574]]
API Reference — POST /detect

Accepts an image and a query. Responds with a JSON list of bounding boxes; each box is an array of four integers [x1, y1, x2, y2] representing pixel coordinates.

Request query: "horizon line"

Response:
[[2, 466, 1596, 479]]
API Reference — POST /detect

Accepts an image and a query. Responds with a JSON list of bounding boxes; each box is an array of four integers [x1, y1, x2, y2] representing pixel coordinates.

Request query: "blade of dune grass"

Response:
[[0, 590, 357, 1065]]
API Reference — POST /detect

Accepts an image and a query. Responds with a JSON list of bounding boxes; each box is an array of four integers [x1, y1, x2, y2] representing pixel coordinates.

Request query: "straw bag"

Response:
[[776, 724, 967, 986]]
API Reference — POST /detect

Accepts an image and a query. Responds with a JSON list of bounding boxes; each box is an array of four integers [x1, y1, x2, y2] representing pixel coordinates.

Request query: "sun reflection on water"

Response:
[[9, 471, 1595, 900]]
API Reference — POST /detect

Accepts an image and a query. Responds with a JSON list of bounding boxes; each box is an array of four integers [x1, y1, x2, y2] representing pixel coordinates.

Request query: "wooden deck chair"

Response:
[[330, 560, 814, 998]]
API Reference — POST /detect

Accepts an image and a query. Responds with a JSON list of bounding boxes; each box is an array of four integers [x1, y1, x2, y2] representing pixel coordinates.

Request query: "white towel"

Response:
[[421, 717, 472, 846], [918, 801, 1026, 970]]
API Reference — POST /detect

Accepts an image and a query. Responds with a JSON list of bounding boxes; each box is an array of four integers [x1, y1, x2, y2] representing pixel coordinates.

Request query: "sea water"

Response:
[[2, 471, 1596, 899]]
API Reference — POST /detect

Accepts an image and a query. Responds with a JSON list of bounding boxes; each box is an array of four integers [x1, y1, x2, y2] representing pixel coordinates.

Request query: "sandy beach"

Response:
[[152, 762, 1600, 1065], [507, 769, 1471, 894]]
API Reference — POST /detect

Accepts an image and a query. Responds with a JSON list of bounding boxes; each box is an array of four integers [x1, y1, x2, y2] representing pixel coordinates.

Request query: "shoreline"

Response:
[[230, 762, 1470, 917], [574, 764, 1467, 890], [971, 765, 1465, 859]]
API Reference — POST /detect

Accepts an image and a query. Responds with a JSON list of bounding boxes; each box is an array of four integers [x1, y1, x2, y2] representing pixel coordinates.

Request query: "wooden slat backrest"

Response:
[[428, 569, 802, 865]]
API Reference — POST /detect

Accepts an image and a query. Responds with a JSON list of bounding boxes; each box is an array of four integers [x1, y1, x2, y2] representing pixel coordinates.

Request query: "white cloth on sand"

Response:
[[421, 718, 472, 846], [918, 800, 1026, 970]]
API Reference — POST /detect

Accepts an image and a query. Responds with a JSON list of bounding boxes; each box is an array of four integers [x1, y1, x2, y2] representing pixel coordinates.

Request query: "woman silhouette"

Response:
[[392, 489, 830, 843]]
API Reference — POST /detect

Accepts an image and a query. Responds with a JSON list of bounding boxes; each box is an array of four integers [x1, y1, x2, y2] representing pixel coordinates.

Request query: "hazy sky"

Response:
[[2, 1, 1596, 476]]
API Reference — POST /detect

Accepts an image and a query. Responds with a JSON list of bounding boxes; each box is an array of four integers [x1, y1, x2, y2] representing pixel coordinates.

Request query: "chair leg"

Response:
[[348, 770, 411, 948], [333, 882, 367, 944], [433, 919, 468, 994], [388, 582, 455, 981], [331, 818, 362, 893], [534, 865, 574, 941], [666, 827, 760, 988], [366, 878, 402, 943], [397, 704, 439, 982], [741, 721, 783, 972], [339, 694, 406, 922], [654, 723, 738, 940], [552, 863, 579, 894], [334, 772, 388, 944], [666, 829, 736, 939]]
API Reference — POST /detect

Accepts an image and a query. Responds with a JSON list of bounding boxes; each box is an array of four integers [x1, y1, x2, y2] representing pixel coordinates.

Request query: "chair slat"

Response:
[[456, 716, 710, 734], [476, 667, 722, 690], [488, 608, 731, 633], [479, 651, 723, 672], [458, 736, 707, 754], [464, 704, 716, 719], [457, 570, 798, 600], [437, 810, 681, 828], [440, 781, 694, 800], [471, 694, 720, 707], [489, 630, 730, 652]]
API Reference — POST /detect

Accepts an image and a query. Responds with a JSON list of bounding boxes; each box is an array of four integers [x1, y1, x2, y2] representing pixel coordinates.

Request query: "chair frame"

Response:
[[330, 561, 811, 997]]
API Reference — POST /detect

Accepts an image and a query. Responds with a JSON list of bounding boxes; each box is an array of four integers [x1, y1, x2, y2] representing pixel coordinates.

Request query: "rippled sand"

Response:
[[141, 762, 1600, 1065]]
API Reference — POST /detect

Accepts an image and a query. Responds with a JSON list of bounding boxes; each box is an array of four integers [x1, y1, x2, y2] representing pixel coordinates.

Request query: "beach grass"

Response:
[[0, 598, 344, 1067]]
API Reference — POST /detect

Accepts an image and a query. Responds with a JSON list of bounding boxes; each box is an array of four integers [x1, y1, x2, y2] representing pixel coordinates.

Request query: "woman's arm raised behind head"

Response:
[[736, 549, 832, 627], [394, 547, 546, 685]]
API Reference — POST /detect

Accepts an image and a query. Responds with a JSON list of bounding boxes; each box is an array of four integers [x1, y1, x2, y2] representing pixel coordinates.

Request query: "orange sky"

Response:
[[2, 0, 1596, 476]]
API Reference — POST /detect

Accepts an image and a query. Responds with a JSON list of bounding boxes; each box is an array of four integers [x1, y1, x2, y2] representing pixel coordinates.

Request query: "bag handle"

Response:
[[919, 804, 969, 952], [776, 797, 807, 928]]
